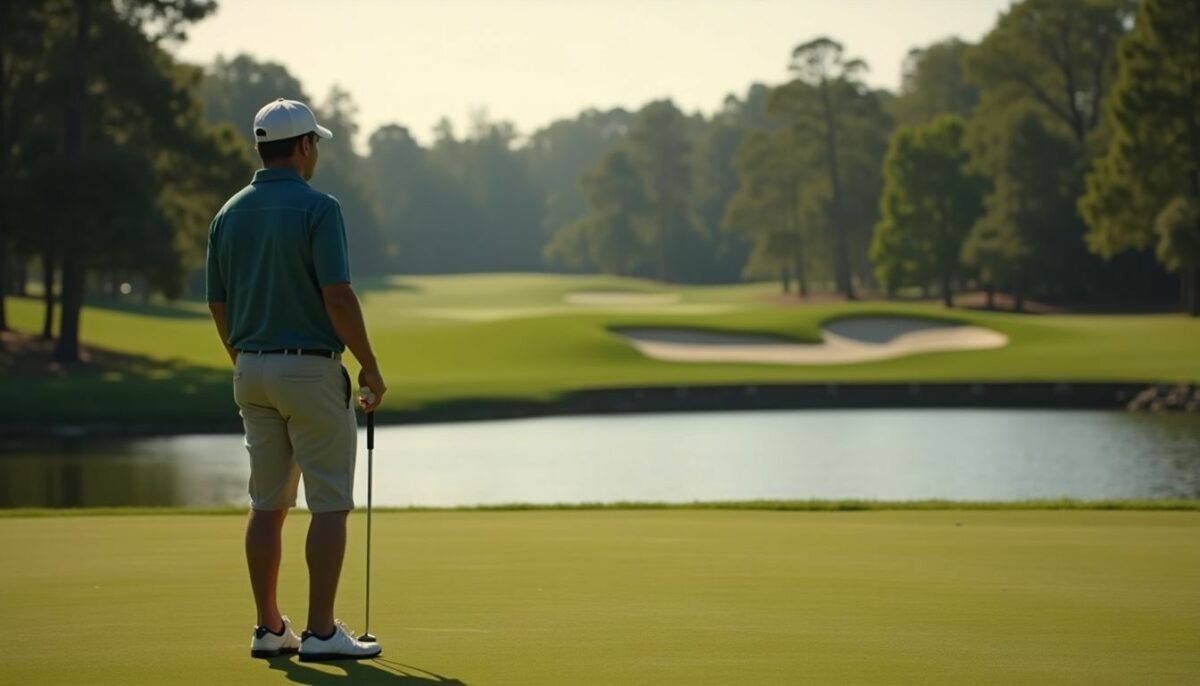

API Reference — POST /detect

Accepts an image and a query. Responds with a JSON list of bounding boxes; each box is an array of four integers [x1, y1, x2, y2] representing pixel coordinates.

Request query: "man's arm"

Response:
[[321, 282, 387, 411], [208, 302, 237, 366]]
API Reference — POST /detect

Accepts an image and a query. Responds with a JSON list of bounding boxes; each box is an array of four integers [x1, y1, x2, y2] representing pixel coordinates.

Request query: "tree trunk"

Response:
[[0, 2, 8, 333], [941, 270, 954, 308], [41, 251, 55, 339], [1012, 266, 1025, 314], [1186, 267, 1199, 317], [818, 79, 854, 301], [14, 258, 27, 296], [0, 237, 7, 331], [55, 253, 84, 359], [780, 263, 791, 294], [53, 0, 92, 363], [793, 254, 809, 298], [985, 283, 995, 310]]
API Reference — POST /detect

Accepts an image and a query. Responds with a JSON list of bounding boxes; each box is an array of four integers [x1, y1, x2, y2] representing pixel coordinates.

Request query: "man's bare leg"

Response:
[[245, 508, 288, 630], [306, 510, 348, 637]]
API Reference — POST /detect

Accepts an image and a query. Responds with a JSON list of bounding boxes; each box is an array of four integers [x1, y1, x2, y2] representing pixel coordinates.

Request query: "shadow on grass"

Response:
[[265, 656, 466, 685], [1, 331, 238, 427], [82, 296, 210, 320]]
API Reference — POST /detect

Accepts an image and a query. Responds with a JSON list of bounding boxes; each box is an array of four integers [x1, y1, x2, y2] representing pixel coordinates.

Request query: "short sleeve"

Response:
[[205, 218, 227, 302], [312, 199, 352, 287]]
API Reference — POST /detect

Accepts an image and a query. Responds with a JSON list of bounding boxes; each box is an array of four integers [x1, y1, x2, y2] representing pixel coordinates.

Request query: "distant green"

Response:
[[4, 273, 1199, 423], [1, 509, 1197, 685]]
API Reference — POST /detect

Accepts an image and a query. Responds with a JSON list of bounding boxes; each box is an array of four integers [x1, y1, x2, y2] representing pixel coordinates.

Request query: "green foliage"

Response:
[[964, 105, 1087, 306], [1080, 0, 1200, 313], [765, 39, 891, 297], [871, 115, 985, 304], [1155, 196, 1200, 273], [544, 148, 649, 275], [524, 108, 635, 240], [965, 0, 1136, 144], [960, 0, 1144, 307], [3, 0, 245, 302], [627, 100, 695, 281], [891, 38, 978, 125], [723, 129, 821, 291]]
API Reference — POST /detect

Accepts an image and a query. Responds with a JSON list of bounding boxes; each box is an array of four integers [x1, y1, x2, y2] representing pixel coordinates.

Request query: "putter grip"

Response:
[[367, 410, 374, 450]]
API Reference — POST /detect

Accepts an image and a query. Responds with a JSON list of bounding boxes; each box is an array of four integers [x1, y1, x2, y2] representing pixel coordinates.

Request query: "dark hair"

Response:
[[256, 132, 316, 164]]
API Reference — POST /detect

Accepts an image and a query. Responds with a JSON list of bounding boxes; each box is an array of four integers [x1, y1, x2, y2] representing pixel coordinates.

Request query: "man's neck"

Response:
[[263, 160, 305, 177]]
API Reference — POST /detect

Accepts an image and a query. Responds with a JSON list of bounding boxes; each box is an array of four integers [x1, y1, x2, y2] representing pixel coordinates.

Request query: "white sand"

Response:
[[616, 316, 1008, 365], [564, 291, 681, 305]]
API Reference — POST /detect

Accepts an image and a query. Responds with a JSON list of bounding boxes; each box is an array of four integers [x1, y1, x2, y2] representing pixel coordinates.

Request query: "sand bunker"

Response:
[[616, 316, 1008, 365], [564, 291, 681, 306]]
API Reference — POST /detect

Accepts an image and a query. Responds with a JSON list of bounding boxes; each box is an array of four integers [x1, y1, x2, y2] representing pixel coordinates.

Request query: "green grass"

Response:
[[4, 273, 1199, 423], [1, 509, 1197, 684], [2, 498, 1199, 518]]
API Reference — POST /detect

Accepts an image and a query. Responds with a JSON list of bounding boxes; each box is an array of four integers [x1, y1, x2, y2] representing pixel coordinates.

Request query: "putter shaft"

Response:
[[365, 409, 374, 638]]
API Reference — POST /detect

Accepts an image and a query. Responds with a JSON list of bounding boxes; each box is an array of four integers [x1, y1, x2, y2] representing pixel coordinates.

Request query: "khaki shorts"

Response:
[[233, 352, 357, 513]]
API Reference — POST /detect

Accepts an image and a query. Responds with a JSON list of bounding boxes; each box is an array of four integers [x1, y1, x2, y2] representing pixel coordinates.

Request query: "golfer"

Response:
[[206, 98, 386, 661]]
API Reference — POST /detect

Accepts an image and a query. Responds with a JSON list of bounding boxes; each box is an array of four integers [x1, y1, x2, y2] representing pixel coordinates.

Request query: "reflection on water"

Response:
[[1, 410, 1199, 509]]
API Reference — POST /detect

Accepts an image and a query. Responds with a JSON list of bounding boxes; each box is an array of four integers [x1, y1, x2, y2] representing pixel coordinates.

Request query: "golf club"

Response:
[[359, 388, 377, 644]]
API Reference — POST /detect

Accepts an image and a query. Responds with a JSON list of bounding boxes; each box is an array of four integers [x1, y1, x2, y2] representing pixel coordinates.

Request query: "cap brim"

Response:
[[314, 124, 333, 140]]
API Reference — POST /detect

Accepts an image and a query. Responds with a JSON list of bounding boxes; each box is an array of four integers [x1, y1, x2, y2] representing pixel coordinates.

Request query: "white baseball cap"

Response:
[[253, 98, 333, 143]]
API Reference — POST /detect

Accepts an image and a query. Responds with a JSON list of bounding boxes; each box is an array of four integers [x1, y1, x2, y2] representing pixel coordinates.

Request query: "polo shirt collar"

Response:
[[252, 168, 306, 185]]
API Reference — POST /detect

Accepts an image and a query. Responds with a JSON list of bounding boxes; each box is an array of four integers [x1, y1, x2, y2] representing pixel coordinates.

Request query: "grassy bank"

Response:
[[1, 509, 1197, 684], [4, 273, 1199, 424]]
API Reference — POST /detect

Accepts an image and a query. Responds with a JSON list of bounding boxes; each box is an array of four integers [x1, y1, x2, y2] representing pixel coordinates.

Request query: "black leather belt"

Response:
[[243, 348, 338, 359]]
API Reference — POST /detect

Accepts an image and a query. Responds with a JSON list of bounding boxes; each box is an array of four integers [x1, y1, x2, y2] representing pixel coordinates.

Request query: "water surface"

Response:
[[2, 409, 1198, 508]]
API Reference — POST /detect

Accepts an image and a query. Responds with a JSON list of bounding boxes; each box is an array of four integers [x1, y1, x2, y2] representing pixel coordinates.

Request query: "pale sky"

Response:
[[174, 0, 1013, 150]]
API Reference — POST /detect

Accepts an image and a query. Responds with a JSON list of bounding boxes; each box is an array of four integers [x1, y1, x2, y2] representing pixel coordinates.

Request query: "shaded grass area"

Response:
[[4, 273, 1200, 424], [3, 498, 1199, 518], [1, 510, 1197, 685]]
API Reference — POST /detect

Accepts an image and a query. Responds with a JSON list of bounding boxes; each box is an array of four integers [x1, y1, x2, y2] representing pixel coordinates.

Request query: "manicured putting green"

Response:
[[5, 273, 1200, 423], [2, 509, 1197, 684]]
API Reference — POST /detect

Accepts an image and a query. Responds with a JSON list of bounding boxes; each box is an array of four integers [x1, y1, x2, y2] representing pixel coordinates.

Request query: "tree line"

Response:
[[2, 0, 1197, 365]]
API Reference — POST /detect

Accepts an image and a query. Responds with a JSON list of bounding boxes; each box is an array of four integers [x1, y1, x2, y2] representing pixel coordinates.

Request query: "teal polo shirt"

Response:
[[206, 168, 351, 352]]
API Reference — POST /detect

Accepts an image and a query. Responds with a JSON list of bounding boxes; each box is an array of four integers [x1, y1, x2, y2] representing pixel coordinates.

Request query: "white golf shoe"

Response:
[[299, 620, 383, 662], [250, 616, 301, 658]]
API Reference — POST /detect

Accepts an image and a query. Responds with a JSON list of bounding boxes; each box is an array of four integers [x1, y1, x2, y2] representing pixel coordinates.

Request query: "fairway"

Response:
[[4, 274, 1200, 425], [2, 509, 1197, 685]]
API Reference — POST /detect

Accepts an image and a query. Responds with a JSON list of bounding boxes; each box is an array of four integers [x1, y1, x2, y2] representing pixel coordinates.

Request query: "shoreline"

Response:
[[0, 381, 1182, 439], [3, 498, 1199, 517]]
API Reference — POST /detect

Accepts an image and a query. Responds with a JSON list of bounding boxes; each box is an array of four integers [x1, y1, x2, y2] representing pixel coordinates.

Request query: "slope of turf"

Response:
[[4, 273, 1199, 423], [1, 510, 1197, 685]]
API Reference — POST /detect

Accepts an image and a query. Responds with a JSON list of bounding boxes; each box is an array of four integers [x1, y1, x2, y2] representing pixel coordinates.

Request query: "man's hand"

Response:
[[358, 366, 387, 412]]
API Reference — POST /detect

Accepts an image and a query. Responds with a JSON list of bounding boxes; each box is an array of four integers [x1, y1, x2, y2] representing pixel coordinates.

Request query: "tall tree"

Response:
[[965, 0, 1145, 307], [52, 0, 218, 362], [871, 115, 985, 306], [524, 107, 634, 248], [774, 37, 870, 299], [963, 105, 1083, 311], [723, 129, 822, 295], [627, 100, 694, 282], [965, 0, 1137, 145], [1080, 0, 1200, 315], [891, 38, 978, 126], [544, 148, 649, 275], [688, 114, 750, 283]]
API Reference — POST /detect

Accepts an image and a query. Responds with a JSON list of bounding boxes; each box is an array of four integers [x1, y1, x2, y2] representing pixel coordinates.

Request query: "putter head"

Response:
[[360, 633, 377, 643]]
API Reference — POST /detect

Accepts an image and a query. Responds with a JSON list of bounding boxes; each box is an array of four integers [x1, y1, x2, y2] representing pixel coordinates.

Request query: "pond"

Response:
[[2, 409, 1199, 509]]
